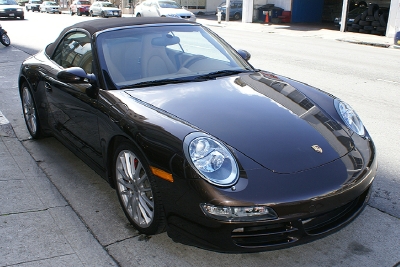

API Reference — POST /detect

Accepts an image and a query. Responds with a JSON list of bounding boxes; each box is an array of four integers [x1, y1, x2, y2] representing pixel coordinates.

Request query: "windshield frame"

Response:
[[95, 24, 254, 90]]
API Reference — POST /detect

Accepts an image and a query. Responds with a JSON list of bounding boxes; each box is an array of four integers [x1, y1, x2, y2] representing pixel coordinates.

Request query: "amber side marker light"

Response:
[[150, 166, 174, 182]]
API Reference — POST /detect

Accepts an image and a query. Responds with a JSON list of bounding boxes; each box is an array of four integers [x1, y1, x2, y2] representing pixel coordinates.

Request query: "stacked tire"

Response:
[[348, 4, 388, 35]]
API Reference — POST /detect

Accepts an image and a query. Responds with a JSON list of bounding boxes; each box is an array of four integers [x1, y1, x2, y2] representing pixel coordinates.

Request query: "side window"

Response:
[[52, 32, 93, 74]]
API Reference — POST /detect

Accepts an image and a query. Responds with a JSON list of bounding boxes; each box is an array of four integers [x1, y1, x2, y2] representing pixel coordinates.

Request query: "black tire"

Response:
[[359, 20, 371, 26], [367, 4, 379, 16], [77, 9, 81, 16], [21, 83, 43, 139], [20, 16, 24, 20], [379, 13, 388, 27], [376, 26, 386, 32], [101, 11, 106, 18], [233, 12, 241, 20], [353, 14, 361, 24], [360, 10, 368, 21], [351, 23, 361, 29], [363, 25, 374, 31], [374, 9, 383, 21], [70, 9, 74, 15], [136, 13, 141, 17], [90, 10, 94, 17], [365, 15, 374, 22], [371, 21, 381, 27], [113, 141, 166, 235], [1, 33, 10, 46], [359, 28, 371, 34], [347, 26, 358, 32], [371, 30, 384, 36]]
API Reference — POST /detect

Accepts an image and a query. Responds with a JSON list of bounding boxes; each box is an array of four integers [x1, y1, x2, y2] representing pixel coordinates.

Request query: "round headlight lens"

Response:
[[184, 132, 239, 187], [335, 99, 365, 136]]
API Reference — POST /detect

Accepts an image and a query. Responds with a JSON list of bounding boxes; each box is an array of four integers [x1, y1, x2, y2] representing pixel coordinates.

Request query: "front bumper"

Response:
[[0, 10, 24, 18], [167, 155, 377, 252]]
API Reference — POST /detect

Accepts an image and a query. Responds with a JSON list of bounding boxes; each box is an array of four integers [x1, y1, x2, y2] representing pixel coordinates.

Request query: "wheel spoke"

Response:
[[115, 149, 155, 228]]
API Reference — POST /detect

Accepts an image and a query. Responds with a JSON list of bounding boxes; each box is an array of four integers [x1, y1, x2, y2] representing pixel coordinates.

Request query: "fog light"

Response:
[[201, 203, 278, 222]]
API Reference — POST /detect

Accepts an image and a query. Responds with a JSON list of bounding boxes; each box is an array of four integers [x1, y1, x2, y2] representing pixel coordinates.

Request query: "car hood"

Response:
[[124, 71, 353, 173], [160, 8, 193, 16], [1, 4, 21, 7]]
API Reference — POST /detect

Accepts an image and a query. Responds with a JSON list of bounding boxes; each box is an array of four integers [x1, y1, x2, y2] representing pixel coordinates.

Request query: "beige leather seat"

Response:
[[102, 38, 142, 84], [141, 34, 179, 78]]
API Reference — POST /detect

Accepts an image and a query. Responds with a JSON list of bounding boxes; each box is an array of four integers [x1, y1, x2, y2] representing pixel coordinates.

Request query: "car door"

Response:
[[44, 31, 103, 168]]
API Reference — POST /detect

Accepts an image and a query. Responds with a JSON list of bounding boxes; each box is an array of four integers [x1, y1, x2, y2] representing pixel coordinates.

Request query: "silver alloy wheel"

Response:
[[1, 34, 10, 46], [116, 150, 154, 228], [22, 86, 37, 136]]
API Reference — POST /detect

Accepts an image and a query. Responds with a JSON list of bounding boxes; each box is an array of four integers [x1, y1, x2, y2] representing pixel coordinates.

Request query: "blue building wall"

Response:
[[291, 0, 325, 23]]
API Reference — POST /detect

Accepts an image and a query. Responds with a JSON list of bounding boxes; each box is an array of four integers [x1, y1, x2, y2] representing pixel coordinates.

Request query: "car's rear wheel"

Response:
[[233, 12, 241, 20], [113, 142, 166, 235], [21, 83, 42, 139], [136, 13, 141, 17], [70, 9, 74, 15], [77, 9, 81, 16], [101, 11, 106, 18], [89, 10, 94, 16]]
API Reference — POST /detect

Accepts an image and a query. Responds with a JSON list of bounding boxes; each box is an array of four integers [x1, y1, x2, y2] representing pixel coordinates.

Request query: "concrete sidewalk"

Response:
[[0, 112, 118, 267], [194, 16, 393, 48]]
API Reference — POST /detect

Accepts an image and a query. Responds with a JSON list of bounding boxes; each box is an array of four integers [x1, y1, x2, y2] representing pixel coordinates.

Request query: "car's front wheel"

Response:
[[77, 9, 81, 16], [136, 13, 141, 17], [21, 83, 42, 139], [113, 142, 166, 235], [89, 10, 94, 16], [101, 11, 106, 18], [1, 33, 10, 46], [70, 9, 74, 15]]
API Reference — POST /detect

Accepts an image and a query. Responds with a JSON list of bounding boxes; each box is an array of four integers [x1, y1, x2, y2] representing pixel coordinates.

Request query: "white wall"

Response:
[[387, 0, 400, 37]]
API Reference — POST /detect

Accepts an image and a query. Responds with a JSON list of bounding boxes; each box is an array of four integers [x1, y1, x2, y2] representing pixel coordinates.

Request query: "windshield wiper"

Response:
[[120, 77, 207, 89], [193, 69, 253, 80], [120, 69, 254, 89]]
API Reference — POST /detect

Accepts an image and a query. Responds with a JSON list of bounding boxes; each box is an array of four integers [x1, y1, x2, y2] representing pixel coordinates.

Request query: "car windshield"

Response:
[[102, 2, 114, 7], [48, 2, 57, 5], [0, 0, 18, 4], [159, 1, 181, 8], [79, 0, 90, 4], [97, 24, 253, 89]]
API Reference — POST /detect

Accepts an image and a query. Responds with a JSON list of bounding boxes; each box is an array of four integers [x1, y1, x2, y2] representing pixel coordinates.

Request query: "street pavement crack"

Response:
[[367, 203, 400, 220], [2, 252, 76, 267]]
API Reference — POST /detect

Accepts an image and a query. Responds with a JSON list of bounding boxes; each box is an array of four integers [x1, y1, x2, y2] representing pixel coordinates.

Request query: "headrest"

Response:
[[151, 34, 180, 46]]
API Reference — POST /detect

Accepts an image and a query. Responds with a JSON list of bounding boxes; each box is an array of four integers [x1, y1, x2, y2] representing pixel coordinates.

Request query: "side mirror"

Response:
[[57, 67, 96, 84], [237, 49, 251, 61]]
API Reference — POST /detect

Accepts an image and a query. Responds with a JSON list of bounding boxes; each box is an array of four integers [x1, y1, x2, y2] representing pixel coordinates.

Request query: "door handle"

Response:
[[45, 82, 52, 92]]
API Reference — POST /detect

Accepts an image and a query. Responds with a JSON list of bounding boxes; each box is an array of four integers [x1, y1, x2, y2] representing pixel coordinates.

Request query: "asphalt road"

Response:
[[1, 11, 400, 266]]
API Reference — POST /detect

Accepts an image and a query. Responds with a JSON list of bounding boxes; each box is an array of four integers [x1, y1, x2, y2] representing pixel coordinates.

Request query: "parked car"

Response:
[[0, 0, 24, 19], [216, 0, 242, 20], [39, 1, 60, 13], [89, 1, 121, 17], [69, 0, 90, 16], [395, 31, 400, 49], [18, 17, 377, 253], [25, 0, 41, 11], [134, 0, 196, 21]]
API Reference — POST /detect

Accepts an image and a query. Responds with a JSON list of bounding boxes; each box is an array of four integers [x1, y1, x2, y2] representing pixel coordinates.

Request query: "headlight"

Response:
[[183, 132, 239, 187], [201, 204, 278, 222], [17, 8, 23, 11], [335, 99, 365, 136]]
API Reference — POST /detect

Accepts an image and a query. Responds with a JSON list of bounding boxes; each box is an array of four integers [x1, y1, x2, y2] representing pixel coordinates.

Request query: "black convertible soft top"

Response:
[[45, 17, 198, 56]]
